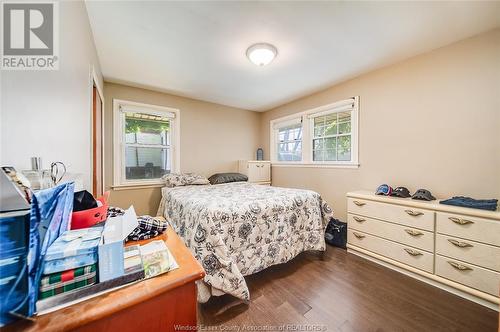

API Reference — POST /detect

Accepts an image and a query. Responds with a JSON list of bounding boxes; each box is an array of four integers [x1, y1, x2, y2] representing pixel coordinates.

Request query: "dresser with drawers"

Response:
[[238, 160, 271, 185], [346, 190, 500, 310]]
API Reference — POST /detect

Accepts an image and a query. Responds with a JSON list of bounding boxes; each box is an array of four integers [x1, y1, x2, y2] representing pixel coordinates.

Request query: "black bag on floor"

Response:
[[325, 218, 347, 249]]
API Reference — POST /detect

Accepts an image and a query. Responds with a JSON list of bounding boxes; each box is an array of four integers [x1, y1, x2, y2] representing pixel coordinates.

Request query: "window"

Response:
[[312, 111, 351, 162], [113, 100, 180, 187], [275, 119, 302, 161], [270, 97, 359, 167]]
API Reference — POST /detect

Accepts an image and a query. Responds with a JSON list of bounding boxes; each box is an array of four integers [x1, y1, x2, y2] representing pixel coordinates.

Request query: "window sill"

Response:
[[111, 182, 164, 191], [271, 162, 360, 169]]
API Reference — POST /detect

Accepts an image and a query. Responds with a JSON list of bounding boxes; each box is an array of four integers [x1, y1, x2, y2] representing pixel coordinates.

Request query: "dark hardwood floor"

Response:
[[198, 247, 498, 332]]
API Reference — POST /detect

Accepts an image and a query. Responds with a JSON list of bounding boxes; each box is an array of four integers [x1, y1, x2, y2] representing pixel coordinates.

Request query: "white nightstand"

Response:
[[238, 160, 271, 185]]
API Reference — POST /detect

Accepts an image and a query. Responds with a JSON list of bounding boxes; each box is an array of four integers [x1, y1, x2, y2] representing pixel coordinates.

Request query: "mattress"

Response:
[[158, 182, 334, 302]]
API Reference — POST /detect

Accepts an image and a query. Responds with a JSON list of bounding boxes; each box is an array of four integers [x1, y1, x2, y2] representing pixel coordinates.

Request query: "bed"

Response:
[[157, 181, 334, 302]]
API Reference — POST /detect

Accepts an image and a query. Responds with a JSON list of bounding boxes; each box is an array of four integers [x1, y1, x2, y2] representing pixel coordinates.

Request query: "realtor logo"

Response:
[[1, 2, 59, 70]]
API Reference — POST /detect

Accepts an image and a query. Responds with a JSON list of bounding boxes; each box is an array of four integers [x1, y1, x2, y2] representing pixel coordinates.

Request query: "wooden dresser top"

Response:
[[6, 226, 205, 332]]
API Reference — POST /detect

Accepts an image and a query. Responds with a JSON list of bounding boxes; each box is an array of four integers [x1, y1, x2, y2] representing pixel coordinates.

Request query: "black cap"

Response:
[[391, 187, 411, 198], [412, 189, 436, 201]]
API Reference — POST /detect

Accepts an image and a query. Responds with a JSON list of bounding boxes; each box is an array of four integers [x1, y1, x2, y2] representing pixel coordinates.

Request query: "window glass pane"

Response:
[[314, 125, 325, 138], [338, 112, 351, 122], [136, 132, 164, 145], [313, 138, 324, 150], [315, 113, 338, 137], [125, 132, 137, 144], [338, 112, 351, 135], [338, 121, 351, 134], [324, 137, 337, 149], [278, 124, 302, 142], [313, 150, 324, 161], [313, 135, 338, 161], [324, 122, 337, 136], [325, 113, 336, 123], [314, 116, 325, 126], [125, 113, 169, 146], [311, 110, 353, 163], [278, 142, 302, 161], [291, 126, 302, 141], [125, 146, 170, 180], [337, 136, 351, 161], [277, 123, 302, 161], [325, 149, 337, 161]]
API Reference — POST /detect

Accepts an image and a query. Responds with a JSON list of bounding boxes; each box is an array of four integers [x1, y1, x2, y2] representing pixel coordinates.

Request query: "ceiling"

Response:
[[85, 1, 500, 111]]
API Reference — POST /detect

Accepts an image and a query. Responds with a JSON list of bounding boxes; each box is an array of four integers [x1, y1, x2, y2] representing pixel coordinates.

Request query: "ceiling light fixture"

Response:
[[246, 43, 278, 66]]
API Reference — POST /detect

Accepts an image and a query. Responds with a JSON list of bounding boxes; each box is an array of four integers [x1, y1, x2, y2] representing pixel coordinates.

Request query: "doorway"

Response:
[[92, 82, 104, 197]]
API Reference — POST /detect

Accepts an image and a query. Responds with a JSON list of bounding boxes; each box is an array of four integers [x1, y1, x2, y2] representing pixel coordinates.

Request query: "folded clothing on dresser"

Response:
[[440, 196, 498, 211]]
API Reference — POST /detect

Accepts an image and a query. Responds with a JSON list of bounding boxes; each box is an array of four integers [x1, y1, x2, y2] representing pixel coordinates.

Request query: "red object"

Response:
[[71, 192, 110, 230], [61, 269, 74, 283]]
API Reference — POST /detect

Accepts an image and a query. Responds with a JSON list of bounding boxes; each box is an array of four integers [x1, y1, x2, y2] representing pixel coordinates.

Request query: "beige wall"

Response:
[[260, 29, 500, 220], [103, 82, 261, 215], [1, 1, 102, 189]]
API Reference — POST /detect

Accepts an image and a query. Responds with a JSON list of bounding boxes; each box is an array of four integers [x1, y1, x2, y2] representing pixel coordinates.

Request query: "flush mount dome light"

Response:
[[246, 43, 278, 66]]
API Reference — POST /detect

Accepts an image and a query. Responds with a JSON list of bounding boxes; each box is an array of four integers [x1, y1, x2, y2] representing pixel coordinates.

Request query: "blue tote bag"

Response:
[[5, 182, 74, 319]]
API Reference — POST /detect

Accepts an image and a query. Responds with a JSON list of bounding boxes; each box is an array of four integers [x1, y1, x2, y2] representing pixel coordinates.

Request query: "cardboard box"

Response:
[[98, 206, 138, 282]]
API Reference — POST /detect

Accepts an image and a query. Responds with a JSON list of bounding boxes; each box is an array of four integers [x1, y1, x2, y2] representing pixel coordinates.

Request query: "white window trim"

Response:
[[270, 96, 359, 168], [113, 99, 181, 188]]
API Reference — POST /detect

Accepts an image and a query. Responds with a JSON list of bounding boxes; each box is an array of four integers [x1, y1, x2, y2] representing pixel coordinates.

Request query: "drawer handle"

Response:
[[352, 232, 365, 239], [404, 229, 424, 237], [353, 200, 366, 207], [449, 217, 474, 225], [447, 239, 473, 248], [403, 248, 423, 256], [353, 216, 366, 223], [405, 209, 424, 217], [448, 261, 473, 271]]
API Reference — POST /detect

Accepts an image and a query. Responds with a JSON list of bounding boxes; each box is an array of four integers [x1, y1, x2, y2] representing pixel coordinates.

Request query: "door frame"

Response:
[[89, 65, 105, 196]]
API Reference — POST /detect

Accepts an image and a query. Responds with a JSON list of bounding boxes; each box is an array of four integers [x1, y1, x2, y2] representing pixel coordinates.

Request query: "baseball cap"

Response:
[[391, 187, 411, 198], [412, 189, 436, 201], [375, 184, 393, 196]]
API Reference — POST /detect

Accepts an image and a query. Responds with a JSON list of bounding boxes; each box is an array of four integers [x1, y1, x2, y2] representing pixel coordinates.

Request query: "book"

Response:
[[124, 245, 143, 274], [139, 240, 171, 278]]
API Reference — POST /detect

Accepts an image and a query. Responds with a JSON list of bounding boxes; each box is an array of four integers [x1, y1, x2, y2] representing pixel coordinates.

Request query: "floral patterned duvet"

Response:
[[158, 182, 334, 302]]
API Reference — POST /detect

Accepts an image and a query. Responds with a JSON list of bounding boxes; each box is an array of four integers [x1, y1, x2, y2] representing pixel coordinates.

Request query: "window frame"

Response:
[[270, 96, 359, 168], [113, 99, 180, 188]]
